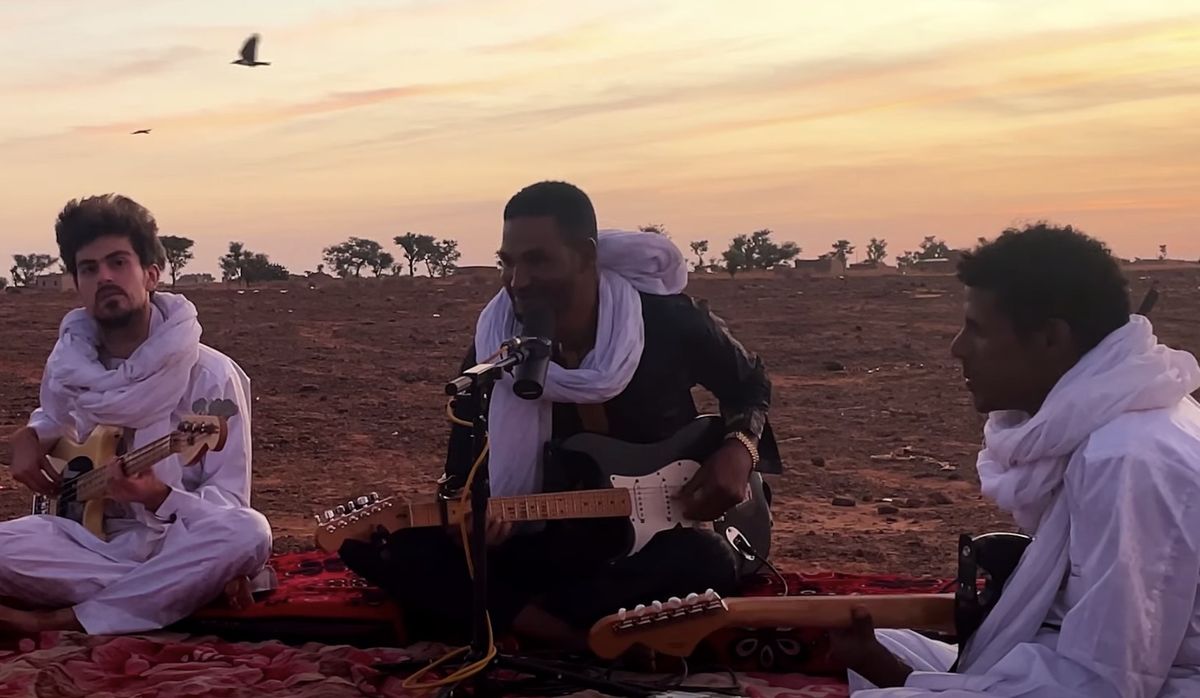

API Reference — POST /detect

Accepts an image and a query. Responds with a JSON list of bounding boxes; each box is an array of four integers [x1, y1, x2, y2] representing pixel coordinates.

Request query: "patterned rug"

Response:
[[0, 552, 953, 696]]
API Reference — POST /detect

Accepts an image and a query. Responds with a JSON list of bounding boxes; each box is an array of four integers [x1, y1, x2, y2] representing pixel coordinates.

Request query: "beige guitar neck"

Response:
[[405, 489, 634, 527], [724, 594, 956, 633]]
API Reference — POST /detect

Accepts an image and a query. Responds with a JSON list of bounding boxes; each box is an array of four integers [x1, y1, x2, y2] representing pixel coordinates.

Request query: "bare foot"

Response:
[[223, 576, 254, 611], [0, 604, 81, 635], [0, 604, 41, 635]]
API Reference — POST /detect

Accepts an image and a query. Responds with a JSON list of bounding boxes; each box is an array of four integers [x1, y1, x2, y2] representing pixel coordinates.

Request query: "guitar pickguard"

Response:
[[610, 459, 706, 555]]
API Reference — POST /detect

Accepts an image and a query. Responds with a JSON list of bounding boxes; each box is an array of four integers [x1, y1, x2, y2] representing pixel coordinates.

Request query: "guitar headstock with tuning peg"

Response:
[[313, 492, 409, 551], [589, 589, 729, 659]]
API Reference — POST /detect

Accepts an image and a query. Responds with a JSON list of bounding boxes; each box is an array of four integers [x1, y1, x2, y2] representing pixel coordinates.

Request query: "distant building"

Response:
[[32, 272, 75, 292], [448, 265, 501, 284], [788, 254, 847, 277], [901, 250, 965, 275], [175, 273, 215, 286], [848, 260, 900, 275]]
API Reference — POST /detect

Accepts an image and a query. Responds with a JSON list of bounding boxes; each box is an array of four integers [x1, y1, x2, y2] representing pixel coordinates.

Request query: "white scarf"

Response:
[[959, 314, 1200, 673], [474, 230, 688, 497], [41, 291, 202, 440]]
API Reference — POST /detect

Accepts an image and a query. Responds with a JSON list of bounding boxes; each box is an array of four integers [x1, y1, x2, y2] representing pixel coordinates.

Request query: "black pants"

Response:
[[340, 523, 739, 645]]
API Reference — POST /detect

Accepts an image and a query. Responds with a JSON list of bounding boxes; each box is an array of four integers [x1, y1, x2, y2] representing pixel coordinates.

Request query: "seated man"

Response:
[[1, 194, 273, 636], [341, 180, 780, 650], [835, 224, 1200, 696]]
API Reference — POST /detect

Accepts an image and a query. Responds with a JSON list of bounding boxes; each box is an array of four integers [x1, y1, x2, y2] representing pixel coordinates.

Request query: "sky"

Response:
[[1, 0, 1198, 277]]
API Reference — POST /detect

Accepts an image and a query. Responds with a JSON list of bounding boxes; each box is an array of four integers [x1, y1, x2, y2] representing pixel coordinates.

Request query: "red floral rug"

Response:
[[0, 552, 952, 696]]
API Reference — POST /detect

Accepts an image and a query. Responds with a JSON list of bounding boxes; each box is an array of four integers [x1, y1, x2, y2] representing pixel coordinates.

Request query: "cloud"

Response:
[[61, 79, 491, 137], [1, 45, 208, 94], [475, 17, 616, 53]]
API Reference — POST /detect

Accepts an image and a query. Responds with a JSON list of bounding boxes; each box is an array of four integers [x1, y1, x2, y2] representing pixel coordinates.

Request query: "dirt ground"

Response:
[[2, 269, 1197, 579]]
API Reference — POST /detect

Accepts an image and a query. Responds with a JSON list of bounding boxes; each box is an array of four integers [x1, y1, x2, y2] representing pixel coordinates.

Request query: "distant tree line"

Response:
[[1, 224, 1188, 288]]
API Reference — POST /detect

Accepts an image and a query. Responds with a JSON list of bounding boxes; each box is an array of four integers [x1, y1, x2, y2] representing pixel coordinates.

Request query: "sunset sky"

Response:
[[2, 0, 1198, 277]]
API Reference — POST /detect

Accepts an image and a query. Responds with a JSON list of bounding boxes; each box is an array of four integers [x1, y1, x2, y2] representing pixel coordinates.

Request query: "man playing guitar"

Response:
[[834, 225, 1200, 697], [1, 194, 272, 636], [340, 181, 780, 651]]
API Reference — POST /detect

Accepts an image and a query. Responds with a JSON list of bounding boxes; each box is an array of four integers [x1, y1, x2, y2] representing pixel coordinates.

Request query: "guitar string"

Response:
[[341, 484, 694, 525], [55, 437, 176, 502]]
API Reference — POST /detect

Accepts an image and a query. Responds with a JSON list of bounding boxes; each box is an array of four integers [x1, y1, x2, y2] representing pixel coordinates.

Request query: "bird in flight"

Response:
[[131, 129, 151, 135], [232, 34, 271, 67]]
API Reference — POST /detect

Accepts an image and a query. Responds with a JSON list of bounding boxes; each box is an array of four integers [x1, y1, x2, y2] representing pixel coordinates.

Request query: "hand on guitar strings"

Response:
[[678, 439, 754, 521], [450, 511, 514, 548], [9, 427, 60, 496], [828, 606, 914, 689], [105, 457, 171, 512]]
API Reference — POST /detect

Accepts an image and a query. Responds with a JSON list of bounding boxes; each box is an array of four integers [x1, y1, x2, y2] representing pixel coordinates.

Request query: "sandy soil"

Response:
[[2, 269, 1196, 578]]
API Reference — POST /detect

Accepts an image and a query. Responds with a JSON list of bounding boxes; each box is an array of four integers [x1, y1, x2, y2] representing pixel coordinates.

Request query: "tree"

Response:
[[219, 242, 288, 284], [1159, 244, 1168, 261], [722, 229, 800, 273], [10, 253, 58, 286], [425, 239, 461, 277], [241, 253, 289, 283], [917, 236, 950, 259], [866, 238, 888, 263], [898, 236, 951, 266], [323, 237, 387, 278], [370, 251, 395, 277], [689, 240, 709, 271], [721, 238, 749, 277], [639, 223, 669, 238], [831, 239, 855, 261], [219, 242, 250, 282], [159, 236, 195, 286], [393, 233, 438, 276]]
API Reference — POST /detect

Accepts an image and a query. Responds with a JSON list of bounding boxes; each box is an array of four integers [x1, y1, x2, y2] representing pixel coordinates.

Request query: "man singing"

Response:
[[342, 180, 779, 650]]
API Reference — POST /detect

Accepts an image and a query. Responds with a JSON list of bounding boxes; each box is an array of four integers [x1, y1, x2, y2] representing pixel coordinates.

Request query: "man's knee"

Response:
[[650, 529, 739, 590], [191, 508, 273, 567]]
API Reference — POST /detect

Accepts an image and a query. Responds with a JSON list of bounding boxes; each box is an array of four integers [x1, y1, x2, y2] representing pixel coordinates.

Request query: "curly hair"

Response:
[[957, 222, 1130, 354], [55, 194, 165, 276]]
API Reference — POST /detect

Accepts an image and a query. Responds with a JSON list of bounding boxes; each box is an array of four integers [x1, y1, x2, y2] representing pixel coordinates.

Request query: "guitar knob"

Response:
[[633, 604, 646, 616], [325, 509, 336, 520], [685, 592, 699, 603], [369, 492, 379, 502], [666, 596, 682, 609], [335, 505, 347, 516], [703, 588, 716, 600], [651, 601, 663, 612], [617, 608, 627, 620], [356, 496, 369, 507]]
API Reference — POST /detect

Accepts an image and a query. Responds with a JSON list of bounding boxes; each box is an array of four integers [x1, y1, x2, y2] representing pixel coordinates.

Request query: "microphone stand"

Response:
[[431, 337, 655, 698]]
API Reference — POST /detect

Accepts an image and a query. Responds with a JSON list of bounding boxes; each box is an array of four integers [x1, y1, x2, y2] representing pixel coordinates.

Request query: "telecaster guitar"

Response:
[[588, 590, 956, 659], [31, 415, 228, 540]]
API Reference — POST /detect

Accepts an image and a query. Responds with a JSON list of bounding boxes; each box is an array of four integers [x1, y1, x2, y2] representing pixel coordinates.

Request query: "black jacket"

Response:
[[443, 292, 780, 487]]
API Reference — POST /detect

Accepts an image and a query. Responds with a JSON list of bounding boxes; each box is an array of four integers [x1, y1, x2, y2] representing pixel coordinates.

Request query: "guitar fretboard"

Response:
[[406, 489, 633, 527], [74, 435, 176, 500]]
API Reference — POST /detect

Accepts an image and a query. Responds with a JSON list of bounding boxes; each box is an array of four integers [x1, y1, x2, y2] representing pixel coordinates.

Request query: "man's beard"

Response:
[[95, 308, 138, 330]]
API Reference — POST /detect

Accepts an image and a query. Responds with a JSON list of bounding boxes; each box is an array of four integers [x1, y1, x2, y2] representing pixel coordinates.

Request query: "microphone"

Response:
[[511, 302, 554, 400]]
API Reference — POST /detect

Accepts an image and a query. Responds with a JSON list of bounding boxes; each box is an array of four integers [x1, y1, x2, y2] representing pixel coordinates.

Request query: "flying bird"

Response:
[[232, 34, 270, 66], [131, 129, 151, 135]]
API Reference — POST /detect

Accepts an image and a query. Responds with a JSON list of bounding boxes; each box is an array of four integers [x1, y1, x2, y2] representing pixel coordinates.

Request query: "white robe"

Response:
[[852, 322, 1200, 696], [0, 326, 272, 635]]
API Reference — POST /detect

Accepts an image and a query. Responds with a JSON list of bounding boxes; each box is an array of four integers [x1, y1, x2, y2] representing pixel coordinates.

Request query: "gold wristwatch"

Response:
[[725, 430, 760, 468]]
